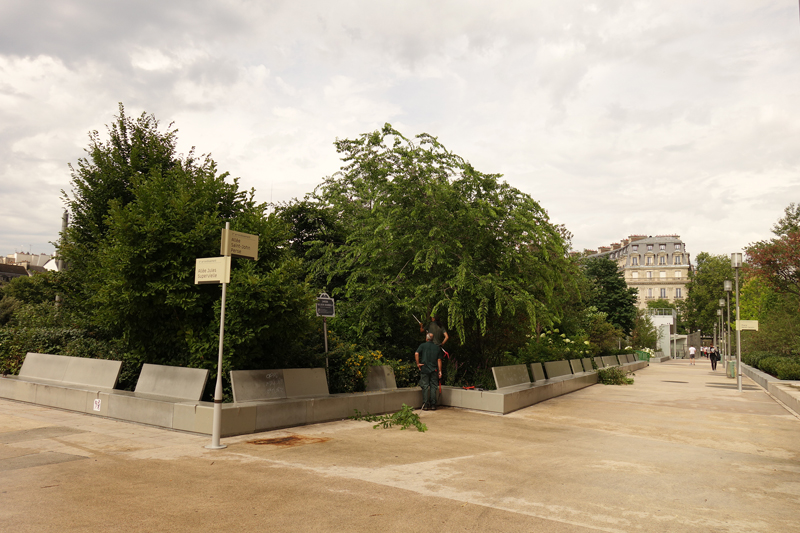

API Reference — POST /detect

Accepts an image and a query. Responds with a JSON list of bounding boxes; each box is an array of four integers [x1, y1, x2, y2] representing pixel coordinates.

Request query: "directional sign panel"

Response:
[[195, 256, 231, 285], [736, 320, 759, 331], [316, 293, 335, 317], [221, 229, 259, 260]]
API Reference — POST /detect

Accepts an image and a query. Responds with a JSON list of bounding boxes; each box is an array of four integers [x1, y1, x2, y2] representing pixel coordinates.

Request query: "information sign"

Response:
[[736, 320, 759, 331], [195, 256, 231, 285], [221, 229, 259, 260], [316, 293, 335, 317]]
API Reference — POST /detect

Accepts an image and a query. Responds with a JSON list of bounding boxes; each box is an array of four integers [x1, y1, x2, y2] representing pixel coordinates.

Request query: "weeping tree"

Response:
[[304, 124, 573, 383]]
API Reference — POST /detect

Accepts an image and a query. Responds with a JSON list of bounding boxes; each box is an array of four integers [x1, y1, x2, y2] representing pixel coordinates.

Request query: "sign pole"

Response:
[[315, 293, 335, 379], [206, 221, 230, 450], [323, 317, 329, 373]]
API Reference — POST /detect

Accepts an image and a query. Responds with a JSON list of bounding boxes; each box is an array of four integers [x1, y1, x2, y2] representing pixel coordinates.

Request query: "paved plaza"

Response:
[[1, 359, 798, 532]]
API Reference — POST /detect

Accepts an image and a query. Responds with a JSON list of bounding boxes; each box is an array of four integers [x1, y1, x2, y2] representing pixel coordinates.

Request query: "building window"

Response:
[[632, 245, 638, 251], [646, 257, 653, 265], [675, 244, 681, 250], [659, 244, 666, 250], [647, 244, 653, 251], [674, 256, 682, 265], [647, 288, 653, 298], [675, 271, 681, 279], [675, 288, 682, 298], [660, 288, 667, 298], [659, 256, 666, 265], [631, 257, 638, 266], [632, 272, 639, 279], [660, 271, 666, 279], [647, 271, 653, 279]]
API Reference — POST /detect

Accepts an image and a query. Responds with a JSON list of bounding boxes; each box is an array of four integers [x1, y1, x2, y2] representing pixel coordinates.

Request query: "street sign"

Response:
[[221, 229, 259, 260], [195, 256, 231, 285], [736, 320, 759, 331], [316, 293, 335, 317]]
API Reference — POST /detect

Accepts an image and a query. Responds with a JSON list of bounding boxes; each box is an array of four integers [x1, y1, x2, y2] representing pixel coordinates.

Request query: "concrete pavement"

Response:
[[1, 359, 798, 532]]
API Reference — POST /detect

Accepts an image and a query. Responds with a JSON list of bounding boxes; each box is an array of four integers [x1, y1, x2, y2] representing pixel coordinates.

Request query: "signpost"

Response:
[[316, 293, 335, 373], [197, 222, 258, 450], [220, 228, 259, 260], [736, 320, 759, 331], [194, 257, 231, 285]]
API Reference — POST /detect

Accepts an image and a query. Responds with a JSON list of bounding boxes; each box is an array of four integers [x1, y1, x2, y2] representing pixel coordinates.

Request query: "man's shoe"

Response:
[[430, 405, 437, 411], [421, 403, 428, 411]]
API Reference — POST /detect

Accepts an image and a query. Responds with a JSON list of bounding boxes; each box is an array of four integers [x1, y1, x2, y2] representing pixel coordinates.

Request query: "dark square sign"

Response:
[[316, 293, 335, 317]]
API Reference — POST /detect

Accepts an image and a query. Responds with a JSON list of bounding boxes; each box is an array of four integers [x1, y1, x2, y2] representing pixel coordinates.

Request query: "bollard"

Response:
[[727, 360, 736, 379]]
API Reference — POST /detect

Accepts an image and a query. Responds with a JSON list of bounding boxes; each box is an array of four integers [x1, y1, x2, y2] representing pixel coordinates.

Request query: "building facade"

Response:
[[586, 235, 691, 310]]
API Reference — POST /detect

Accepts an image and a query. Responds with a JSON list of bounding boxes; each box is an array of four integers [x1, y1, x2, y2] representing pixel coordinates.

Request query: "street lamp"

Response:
[[731, 254, 743, 392], [716, 308, 722, 359], [724, 280, 732, 369]]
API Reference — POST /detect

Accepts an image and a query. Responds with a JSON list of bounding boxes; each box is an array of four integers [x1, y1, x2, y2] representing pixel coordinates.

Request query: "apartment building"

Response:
[[586, 235, 691, 309]]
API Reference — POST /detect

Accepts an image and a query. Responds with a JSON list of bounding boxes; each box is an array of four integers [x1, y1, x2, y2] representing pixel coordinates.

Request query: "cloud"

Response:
[[0, 0, 799, 259]]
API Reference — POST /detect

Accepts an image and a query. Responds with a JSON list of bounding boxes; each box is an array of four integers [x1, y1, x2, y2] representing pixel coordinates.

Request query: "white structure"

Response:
[[1, 252, 52, 267], [648, 308, 676, 358], [586, 235, 691, 310]]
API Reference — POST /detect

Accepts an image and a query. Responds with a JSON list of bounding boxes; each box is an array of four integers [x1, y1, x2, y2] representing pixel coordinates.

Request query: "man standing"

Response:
[[415, 332, 443, 411], [688, 345, 696, 365], [420, 315, 449, 348]]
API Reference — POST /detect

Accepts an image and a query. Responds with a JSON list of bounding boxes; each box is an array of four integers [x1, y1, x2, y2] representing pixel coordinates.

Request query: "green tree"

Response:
[[646, 298, 675, 310], [583, 257, 637, 335], [680, 252, 733, 334], [56, 106, 317, 394], [746, 229, 800, 299], [739, 204, 800, 356], [630, 310, 658, 350], [308, 124, 573, 379], [771, 202, 800, 237]]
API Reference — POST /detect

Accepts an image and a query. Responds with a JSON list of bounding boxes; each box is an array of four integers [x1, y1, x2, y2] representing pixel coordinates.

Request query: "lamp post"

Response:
[[716, 308, 722, 363], [731, 253, 743, 392], [724, 280, 732, 369]]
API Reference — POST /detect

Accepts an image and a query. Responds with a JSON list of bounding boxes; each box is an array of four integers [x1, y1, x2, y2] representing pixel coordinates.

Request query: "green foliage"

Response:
[[771, 202, 800, 237], [746, 228, 800, 299], [305, 124, 573, 385], [583, 257, 637, 334], [350, 404, 428, 432], [1, 272, 61, 305], [0, 296, 21, 326], [739, 289, 800, 357], [742, 351, 800, 380], [325, 334, 419, 393], [630, 310, 658, 350], [47, 105, 317, 398], [680, 252, 734, 334], [646, 298, 675, 310], [597, 366, 634, 385]]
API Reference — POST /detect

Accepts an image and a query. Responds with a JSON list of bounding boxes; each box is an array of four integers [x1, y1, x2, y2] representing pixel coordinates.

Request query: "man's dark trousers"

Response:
[[420, 371, 438, 407]]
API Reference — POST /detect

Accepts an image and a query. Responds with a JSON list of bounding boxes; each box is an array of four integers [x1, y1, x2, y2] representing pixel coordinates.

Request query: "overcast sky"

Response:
[[2, 1, 799, 262]]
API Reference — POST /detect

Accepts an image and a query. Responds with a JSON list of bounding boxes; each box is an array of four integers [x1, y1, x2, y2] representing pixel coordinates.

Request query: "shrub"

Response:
[[597, 366, 634, 385], [742, 351, 800, 381]]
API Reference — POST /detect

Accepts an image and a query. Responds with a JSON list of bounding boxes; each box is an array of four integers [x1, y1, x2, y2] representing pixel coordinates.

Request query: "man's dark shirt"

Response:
[[416, 341, 441, 373]]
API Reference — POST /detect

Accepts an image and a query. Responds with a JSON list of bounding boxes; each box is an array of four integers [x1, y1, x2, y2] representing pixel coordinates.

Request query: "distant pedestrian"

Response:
[[688, 345, 696, 365], [415, 332, 443, 411], [710, 345, 719, 371]]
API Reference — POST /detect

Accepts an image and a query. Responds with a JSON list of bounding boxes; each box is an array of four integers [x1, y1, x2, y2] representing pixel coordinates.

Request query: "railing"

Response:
[[646, 308, 677, 317]]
